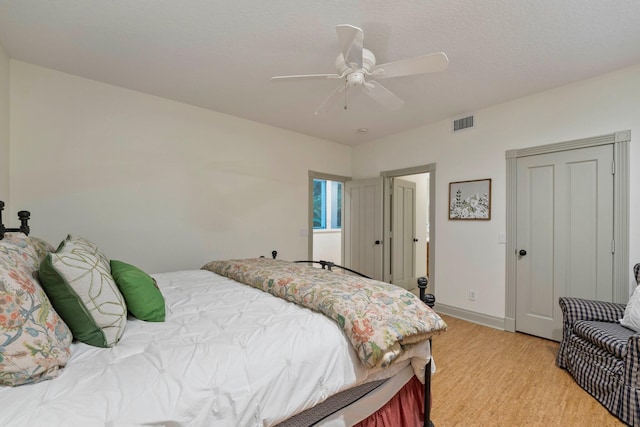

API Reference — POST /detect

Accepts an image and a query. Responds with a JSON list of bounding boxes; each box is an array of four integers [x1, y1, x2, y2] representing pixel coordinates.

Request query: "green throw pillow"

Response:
[[38, 237, 127, 348], [110, 260, 165, 322]]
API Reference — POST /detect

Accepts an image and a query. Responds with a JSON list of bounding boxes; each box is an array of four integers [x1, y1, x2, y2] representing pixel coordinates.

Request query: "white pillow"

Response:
[[39, 237, 127, 347], [620, 285, 640, 332]]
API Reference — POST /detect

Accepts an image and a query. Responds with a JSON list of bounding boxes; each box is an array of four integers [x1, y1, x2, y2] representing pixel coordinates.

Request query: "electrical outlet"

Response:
[[469, 289, 477, 301]]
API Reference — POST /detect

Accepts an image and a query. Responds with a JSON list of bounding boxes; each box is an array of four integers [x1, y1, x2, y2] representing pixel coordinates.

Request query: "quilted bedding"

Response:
[[0, 269, 431, 427], [203, 258, 447, 369]]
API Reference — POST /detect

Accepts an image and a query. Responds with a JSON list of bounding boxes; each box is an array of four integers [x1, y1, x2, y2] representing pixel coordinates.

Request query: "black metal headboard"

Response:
[[0, 201, 31, 239]]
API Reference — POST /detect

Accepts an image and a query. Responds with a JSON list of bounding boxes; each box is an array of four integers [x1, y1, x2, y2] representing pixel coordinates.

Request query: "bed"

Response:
[[0, 202, 446, 426]]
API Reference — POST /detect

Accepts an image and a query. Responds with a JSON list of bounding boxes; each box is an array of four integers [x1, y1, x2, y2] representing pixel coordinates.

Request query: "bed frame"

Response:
[[1, 205, 436, 426], [0, 201, 31, 239], [293, 258, 436, 427]]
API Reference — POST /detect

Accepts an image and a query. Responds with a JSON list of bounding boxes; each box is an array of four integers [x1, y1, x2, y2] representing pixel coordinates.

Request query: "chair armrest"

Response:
[[559, 297, 626, 323], [625, 334, 640, 386], [556, 297, 626, 368]]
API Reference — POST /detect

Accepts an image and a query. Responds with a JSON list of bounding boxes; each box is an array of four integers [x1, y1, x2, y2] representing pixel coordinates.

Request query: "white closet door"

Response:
[[516, 144, 614, 341]]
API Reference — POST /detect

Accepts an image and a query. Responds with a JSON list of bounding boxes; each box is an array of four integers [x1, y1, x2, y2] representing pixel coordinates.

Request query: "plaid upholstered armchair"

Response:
[[556, 264, 640, 426]]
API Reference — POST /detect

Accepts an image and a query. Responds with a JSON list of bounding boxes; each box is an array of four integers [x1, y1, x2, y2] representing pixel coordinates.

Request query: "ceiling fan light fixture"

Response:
[[346, 72, 365, 87]]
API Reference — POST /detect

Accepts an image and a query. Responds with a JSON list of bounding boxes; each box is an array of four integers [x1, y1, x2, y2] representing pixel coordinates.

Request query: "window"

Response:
[[313, 179, 342, 230], [313, 179, 326, 229]]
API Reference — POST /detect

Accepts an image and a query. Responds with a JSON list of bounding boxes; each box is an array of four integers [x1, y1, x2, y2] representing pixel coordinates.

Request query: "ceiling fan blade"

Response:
[[272, 73, 341, 81], [374, 52, 449, 78], [336, 24, 363, 69], [363, 81, 404, 110], [315, 85, 346, 115]]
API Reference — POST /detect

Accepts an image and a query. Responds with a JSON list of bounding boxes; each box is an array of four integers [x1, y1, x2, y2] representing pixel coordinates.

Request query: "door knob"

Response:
[[374, 240, 381, 245], [413, 238, 419, 242], [519, 249, 527, 256]]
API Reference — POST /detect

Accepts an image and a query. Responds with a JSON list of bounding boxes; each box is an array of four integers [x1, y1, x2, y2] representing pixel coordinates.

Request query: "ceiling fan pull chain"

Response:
[[344, 80, 348, 110]]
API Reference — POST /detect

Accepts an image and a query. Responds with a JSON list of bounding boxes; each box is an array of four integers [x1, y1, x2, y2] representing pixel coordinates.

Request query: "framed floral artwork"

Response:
[[448, 178, 491, 220]]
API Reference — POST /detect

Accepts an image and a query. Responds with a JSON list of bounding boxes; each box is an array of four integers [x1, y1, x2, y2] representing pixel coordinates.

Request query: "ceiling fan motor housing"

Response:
[[337, 48, 376, 87], [336, 48, 376, 74]]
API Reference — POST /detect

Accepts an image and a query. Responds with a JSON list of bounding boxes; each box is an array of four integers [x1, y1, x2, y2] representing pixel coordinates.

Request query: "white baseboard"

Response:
[[434, 303, 506, 331]]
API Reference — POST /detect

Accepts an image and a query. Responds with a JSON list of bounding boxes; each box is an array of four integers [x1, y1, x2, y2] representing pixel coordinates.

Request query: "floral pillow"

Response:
[[0, 233, 55, 271], [0, 235, 72, 386]]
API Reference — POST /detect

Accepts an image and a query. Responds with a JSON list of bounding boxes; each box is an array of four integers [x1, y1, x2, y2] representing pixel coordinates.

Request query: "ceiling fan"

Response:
[[272, 24, 449, 114]]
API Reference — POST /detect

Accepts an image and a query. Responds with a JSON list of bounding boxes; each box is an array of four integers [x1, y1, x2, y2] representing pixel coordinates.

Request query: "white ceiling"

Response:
[[1, 1, 640, 146]]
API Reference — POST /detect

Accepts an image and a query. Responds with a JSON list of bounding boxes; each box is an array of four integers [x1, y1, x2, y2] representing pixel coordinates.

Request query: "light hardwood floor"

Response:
[[430, 315, 625, 427]]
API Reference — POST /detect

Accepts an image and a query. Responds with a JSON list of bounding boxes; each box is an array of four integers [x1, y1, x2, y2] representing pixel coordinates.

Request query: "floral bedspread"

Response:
[[202, 258, 447, 369]]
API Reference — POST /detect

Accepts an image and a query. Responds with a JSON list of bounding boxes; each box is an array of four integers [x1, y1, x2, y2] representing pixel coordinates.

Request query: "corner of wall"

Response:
[[0, 41, 10, 208]]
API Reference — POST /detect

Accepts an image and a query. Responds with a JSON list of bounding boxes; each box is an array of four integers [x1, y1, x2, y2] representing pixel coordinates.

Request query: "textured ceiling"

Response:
[[1, 1, 640, 145]]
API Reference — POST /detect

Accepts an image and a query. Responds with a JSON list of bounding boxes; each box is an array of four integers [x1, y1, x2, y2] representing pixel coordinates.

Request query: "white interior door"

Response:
[[343, 177, 383, 280], [391, 178, 416, 289], [515, 145, 614, 341]]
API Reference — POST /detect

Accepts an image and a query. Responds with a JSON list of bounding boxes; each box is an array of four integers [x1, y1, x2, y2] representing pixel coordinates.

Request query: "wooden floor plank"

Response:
[[430, 315, 625, 426]]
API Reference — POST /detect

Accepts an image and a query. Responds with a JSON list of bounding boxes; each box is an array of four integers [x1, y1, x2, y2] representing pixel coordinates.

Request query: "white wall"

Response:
[[0, 42, 9, 211], [7, 58, 639, 322], [353, 64, 640, 320], [9, 61, 351, 273], [312, 230, 341, 263]]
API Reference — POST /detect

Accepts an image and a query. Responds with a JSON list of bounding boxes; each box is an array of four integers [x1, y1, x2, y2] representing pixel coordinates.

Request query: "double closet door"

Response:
[[515, 144, 614, 341]]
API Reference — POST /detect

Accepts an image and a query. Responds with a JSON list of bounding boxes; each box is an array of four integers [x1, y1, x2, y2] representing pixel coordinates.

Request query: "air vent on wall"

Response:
[[453, 115, 474, 132]]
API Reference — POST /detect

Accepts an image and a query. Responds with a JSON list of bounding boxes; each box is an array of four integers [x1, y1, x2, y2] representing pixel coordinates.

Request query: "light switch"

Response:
[[498, 232, 507, 244]]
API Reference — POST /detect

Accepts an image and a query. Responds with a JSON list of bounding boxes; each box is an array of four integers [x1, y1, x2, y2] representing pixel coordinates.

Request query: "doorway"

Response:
[[382, 164, 436, 294], [505, 131, 631, 339], [388, 175, 430, 290], [308, 171, 350, 264], [341, 163, 436, 291]]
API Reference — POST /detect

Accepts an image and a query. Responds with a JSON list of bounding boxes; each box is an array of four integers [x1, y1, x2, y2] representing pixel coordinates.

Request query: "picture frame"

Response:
[[449, 178, 491, 220]]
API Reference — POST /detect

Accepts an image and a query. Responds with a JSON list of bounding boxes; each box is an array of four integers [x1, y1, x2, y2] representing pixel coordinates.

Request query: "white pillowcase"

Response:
[[620, 285, 640, 332], [39, 236, 127, 347]]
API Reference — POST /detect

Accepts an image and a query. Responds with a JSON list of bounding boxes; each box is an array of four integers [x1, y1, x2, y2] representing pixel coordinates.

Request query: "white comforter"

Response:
[[0, 270, 430, 427]]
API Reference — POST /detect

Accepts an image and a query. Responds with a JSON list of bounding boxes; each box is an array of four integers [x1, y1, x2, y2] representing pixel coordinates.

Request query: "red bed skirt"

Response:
[[352, 375, 426, 427]]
